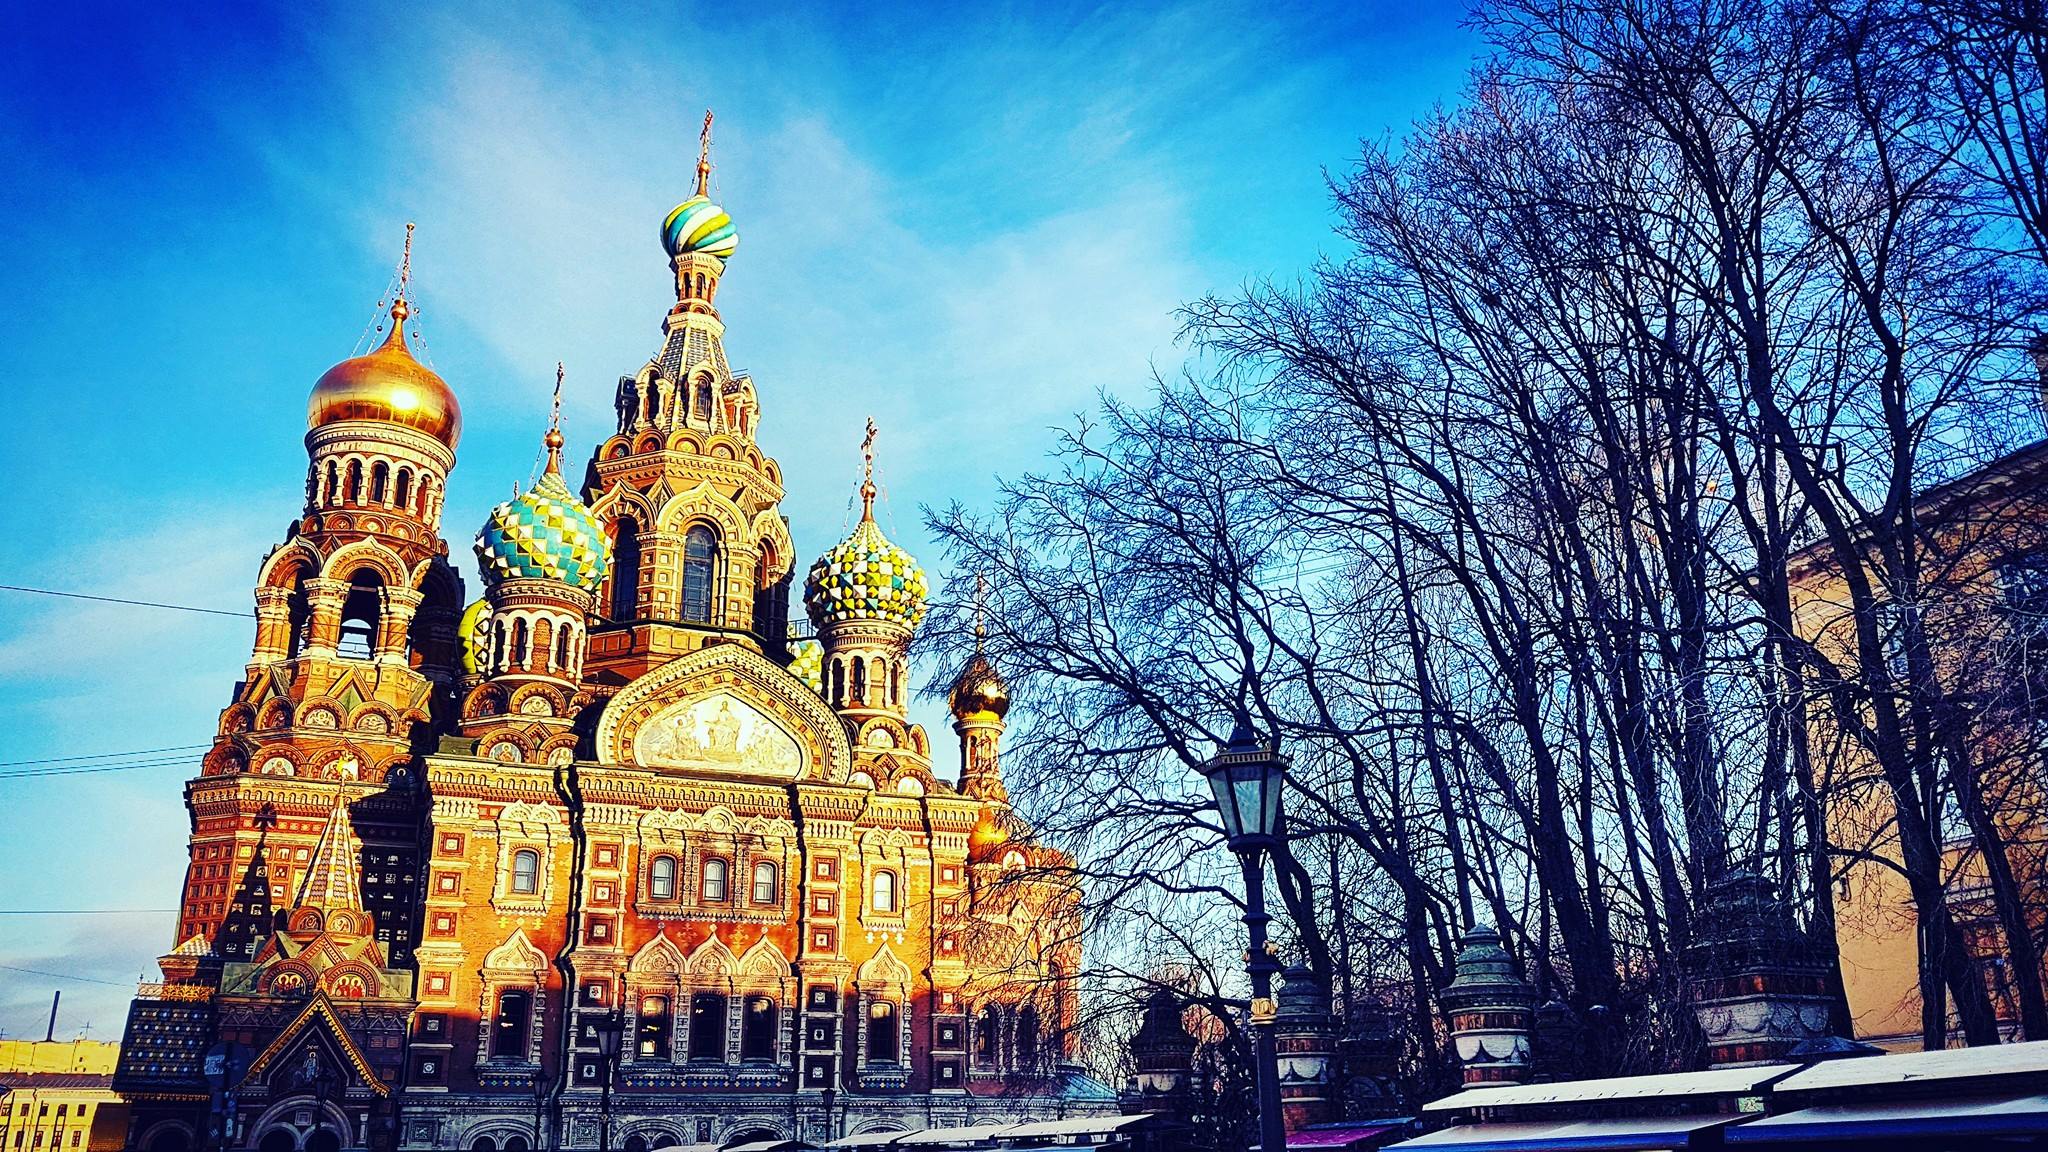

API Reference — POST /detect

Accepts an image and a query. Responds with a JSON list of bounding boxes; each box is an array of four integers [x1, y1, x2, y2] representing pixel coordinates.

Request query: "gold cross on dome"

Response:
[[696, 109, 715, 197], [859, 417, 879, 521]]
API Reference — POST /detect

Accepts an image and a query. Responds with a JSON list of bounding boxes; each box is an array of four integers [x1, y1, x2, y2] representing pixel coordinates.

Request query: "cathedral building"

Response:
[[113, 131, 1100, 1152]]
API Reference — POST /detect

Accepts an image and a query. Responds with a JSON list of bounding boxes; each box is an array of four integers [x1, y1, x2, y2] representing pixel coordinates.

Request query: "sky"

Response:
[[0, 0, 1478, 1039]]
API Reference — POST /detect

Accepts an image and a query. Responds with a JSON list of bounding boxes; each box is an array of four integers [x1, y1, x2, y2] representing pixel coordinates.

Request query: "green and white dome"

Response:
[[475, 468, 609, 593], [803, 516, 928, 629]]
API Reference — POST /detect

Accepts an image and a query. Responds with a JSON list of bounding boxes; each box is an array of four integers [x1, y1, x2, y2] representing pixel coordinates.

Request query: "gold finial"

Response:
[[543, 361, 566, 474], [859, 416, 878, 521], [695, 109, 715, 198], [383, 223, 417, 340], [399, 221, 414, 299]]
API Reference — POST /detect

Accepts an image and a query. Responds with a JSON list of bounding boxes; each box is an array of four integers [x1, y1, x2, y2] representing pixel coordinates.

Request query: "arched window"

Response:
[[285, 570, 313, 659], [884, 658, 898, 706], [322, 461, 339, 505], [258, 1131, 295, 1152], [648, 855, 677, 900], [751, 861, 778, 905], [510, 849, 540, 895], [502, 1138, 530, 1152], [554, 625, 572, 673], [370, 461, 389, 504], [830, 660, 846, 708], [394, 468, 413, 510], [741, 995, 777, 1062], [850, 658, 867, 706], [689, 992, 727, 1062], [492, 619, 508, 672], [345, 459, 363, 503], [866, 1000, 899, 1065], [871, 869, 898, 914], [337, 571, 383, 660], [418, 476, 434, 518], [642, 382, 658, 425], [975, 1005, 1000, 1059], [1017, 1004, 1040, 1067], [701, 857, 729, 902], [305, 1132, 341, 1152], [681, 525, 718, 623], [510, 618, 529, 669], [637, 994, 672, 1060], [693, 375, 713, 422], [470, 1139, 497, 1152], [492, 989, 532, 1059], [611, 517, 642, 622], [752, 557, 789, 657]]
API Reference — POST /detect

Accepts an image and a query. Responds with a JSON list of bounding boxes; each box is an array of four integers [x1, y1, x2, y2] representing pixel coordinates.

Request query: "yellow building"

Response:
[[0, 1074, 127, 1152], [1788, 436, 2048, 1047], [0, 1043, 118, 1077]]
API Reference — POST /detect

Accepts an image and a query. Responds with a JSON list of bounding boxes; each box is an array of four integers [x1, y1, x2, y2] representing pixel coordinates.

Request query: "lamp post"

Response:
[[593, 1007, 624, 1152], [1198, 717, 1290, 1152]]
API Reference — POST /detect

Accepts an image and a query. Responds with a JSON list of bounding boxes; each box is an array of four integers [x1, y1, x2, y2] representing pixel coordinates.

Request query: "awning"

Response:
[[1423, 1066, 1795, 1113], [1384, 1116, 1740, 1152], [1288, 1121, 1409, 1149], [1725, 1092, 2048, 1143]]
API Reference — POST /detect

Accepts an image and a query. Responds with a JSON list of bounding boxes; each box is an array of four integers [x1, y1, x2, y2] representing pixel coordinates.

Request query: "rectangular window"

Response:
[[690, 992, 728, 1062], [492, 990, 532, 1059], [638, 995, 673, 1061]]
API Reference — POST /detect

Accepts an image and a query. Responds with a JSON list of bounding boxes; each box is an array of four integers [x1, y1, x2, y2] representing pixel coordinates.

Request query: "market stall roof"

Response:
[[828, 1133, 914, 1149], [1422, 1066, 1795, 1113], [1725, 1092, 2048, 1143], [1770, 1038, 2048, 1092], [894, 1124, 1012, 1146], [1286, 1120, 1411, 1148], [725, 1141, 820, 1152], [1385, 1115, 1742, 1152], [1000, 1114, 1159, 1139]]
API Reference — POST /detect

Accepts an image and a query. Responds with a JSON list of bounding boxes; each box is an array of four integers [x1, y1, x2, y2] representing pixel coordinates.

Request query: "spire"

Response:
[[859, 416, 879, 521], [695, 109, 715, 198], [973, 573, 987, 652], [296, 800, 363, 914], [544, 361, 566, 475]]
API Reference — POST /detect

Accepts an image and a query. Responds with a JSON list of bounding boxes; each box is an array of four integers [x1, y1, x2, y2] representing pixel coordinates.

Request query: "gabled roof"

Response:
[[295, 801, 363, 913], [240, 993, 388, 1097]]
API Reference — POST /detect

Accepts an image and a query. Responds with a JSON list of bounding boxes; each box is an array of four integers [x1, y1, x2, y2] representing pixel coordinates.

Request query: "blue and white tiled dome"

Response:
[[475, 468, 609, 593], [803, 516, 928, 629]]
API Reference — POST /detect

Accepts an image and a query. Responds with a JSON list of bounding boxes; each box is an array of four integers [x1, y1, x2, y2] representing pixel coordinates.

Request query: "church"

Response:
[[111, 124, 1102, 1152]]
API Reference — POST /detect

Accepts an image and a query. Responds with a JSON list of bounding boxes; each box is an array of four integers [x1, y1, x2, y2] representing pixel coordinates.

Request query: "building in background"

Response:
[[1788, 402, 2048, 1047], [113, 124, 1097, 1152], [0, 1042, 120, 1077], [0, 1073, 128, 1152]]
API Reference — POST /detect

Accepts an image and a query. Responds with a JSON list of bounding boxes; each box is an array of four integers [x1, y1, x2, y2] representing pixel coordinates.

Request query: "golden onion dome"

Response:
[[949, 652, 1010, 720], [307, 299, 462, 449], [968, 804, 1013, 856]]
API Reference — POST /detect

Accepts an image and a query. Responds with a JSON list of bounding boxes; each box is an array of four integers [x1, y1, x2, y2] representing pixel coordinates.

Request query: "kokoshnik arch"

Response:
[[110, 121, 1101, 1152]]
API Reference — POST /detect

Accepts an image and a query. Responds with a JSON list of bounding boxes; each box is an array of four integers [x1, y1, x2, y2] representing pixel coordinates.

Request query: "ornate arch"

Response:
[[319, 538, 409, 585], [856, 945, 912, 990], [652, 481, 749, 541], [686, 934, 737, 982], [592, 643, 851, 781], [628, 933, 686, 979], [257, 539, 324, 590]]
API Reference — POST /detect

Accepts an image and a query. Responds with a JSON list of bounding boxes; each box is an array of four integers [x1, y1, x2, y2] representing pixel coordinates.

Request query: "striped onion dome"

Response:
[[661, 196, 739, 260]]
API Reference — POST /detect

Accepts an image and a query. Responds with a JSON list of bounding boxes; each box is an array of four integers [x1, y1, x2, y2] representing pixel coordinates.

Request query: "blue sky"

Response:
[[0, 0, 1477, 1038]]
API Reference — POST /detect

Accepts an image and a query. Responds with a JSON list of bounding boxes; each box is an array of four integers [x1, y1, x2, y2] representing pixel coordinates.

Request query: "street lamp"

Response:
[[1198, 717, 1290, 1152], [593, 1007, 625, 1152]]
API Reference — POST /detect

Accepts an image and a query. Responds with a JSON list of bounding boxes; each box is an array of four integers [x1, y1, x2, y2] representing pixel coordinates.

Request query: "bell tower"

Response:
[[178, 233, 463, 965], [584, 112, 796, 680]]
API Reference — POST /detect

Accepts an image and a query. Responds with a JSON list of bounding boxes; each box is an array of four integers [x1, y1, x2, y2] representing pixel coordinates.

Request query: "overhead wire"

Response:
[[0, 584, 247, 618]]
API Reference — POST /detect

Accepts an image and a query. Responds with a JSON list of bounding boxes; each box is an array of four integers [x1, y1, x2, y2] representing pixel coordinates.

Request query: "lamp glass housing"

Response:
[[1201, 732, 1287, 849]]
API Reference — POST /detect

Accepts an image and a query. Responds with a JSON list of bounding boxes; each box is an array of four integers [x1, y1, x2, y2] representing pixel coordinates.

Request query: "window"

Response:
[[866, 1000, 899, 1065], [850, 658, 867, 705], [637, 995, 672, 1060], [1017, 1004, 1040, 1067], [394, 468, 412, 509], [751, 861, 778, 904], [336, 571, 383, 660], [370, 461, 389, 503], [681, 525, 718, 624], [693, 375, 713, 421], [701, 858, 729, 902], [741, 995, 778, 1062], [690, 992, 727, 1062], [492, 989, 532, 1059], [872, 869, 898, 914], [510, 849, 540, 895], [648, 855, 677, 900], [611, 517, 642, 622], [975, 1005, 999, 1059]]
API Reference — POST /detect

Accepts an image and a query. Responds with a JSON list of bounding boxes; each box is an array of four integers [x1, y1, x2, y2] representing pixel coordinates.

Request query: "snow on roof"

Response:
[[1421, 1065, 1796, 1112], [1773, 1039, 2048, 1092], [998, 1114, 1156, 1139]]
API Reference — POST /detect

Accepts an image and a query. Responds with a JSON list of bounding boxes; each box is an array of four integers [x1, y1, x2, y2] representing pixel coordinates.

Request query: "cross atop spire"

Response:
[[544, 361, 566, 475], [859, 416, 879, 521], [695, 109, 715, 198], [973, 573, 987, 651]]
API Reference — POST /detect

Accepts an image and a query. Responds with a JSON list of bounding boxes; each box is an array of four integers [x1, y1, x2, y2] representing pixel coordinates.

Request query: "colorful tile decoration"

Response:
[[475, 469, 610, 592]]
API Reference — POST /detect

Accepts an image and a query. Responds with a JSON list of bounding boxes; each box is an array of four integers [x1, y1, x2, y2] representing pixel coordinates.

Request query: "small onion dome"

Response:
[[949, 652, 1010, 720], [968, 804, 1012, 858], [475, 464, 610, 592], [803, 515, 929, 628], [457, 598, 491, 674], [788, 637, 825, 696], [308, 299, 462, 449], [661, 196, 739, 260]]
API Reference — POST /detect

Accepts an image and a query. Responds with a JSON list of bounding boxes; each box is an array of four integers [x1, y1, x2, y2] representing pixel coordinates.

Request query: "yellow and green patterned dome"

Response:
[[804, 515, 928, 629], [475, 464, 609, 593], [661, 196, 738, 260]]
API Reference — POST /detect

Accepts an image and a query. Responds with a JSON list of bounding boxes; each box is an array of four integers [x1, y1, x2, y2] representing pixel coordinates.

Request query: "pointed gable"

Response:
[[296, 800, 363, 915], [240, 993, 390, 1098]]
